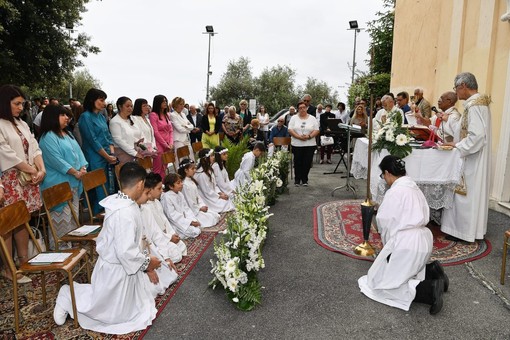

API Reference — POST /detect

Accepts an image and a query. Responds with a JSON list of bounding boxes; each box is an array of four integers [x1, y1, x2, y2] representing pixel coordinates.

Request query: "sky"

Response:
[[77, 0, 385, 108]]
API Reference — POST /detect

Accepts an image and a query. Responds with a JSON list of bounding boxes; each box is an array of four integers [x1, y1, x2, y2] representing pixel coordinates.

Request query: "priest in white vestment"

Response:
[[441, 72, 491, 242], [53, 163, 160, 334], [359, 156, 444, 314]]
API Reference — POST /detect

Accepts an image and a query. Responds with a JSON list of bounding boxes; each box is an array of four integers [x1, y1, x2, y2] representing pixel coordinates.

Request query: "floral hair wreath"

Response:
[[201, 149, 213, 159], [178, 159, 194, 169], [215, 148, 228, 155]]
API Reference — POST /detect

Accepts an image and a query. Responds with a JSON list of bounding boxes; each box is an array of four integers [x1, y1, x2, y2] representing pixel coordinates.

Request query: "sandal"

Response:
[[1, 269, 32, 284]]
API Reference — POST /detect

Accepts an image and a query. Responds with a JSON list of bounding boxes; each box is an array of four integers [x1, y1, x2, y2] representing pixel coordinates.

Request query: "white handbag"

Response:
[[320, 135, 334, 146]]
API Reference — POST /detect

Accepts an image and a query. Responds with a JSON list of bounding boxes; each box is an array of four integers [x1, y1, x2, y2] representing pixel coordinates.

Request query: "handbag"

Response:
[[17, 164, 38, 186], [14, 226, 46, 264], [320, 135, 334, 146]]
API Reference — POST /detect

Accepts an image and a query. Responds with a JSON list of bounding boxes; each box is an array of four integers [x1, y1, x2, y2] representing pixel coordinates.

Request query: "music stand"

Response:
[[323, 119, 348, 175], [331, 123, 362, 196]]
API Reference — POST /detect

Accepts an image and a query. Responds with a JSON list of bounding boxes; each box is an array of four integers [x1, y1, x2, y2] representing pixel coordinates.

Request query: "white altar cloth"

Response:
[[351, 138, 464, 209]]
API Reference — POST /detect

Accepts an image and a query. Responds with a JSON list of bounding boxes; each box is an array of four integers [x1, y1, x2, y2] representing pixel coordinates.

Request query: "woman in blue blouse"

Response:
[[78, 88, 117, 215], [39, 105, 88, 249]]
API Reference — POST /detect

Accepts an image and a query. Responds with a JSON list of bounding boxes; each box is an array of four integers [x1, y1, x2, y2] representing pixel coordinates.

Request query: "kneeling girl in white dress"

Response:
[[178, 158, 220, 228], [194, 148, 235, 213], [233, 142, 265, 188], [137, 185, 178, 298], [212, 146, 236, 197], [160, 173, 201, 239], [141, 172, 187, 263]]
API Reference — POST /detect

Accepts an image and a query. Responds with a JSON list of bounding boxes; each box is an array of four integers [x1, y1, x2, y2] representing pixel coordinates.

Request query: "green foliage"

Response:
[[348, 73, 391, 108], [229, 273, 261, 311], [210, 57, 255, 107], [254, 65, 297, 115], [366, 0, 395, 75], [0, 0, 99, 91], [211, 58, 339, 113], [223, 136, 249, 180], [298, 77, 339, 106]]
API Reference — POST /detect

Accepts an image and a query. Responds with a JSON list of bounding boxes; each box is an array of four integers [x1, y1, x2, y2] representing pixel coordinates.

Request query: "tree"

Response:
[[0, 0, 99, 90], [299, 77, 339, 106], [210, 57, 256, 107], [366, 0, 395, 75], [254, 65, 297, 114], [347, 72, 391, 108]]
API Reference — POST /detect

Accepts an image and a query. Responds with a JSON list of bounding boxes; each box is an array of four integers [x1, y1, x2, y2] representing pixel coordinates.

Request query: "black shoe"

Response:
[[429, 279, 444, 315], [445, 234, 463, 242], [429, 260, 449, 292]]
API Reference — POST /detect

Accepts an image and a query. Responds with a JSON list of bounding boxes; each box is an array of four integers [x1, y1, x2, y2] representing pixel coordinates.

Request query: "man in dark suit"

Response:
[[302, 94, 316, 117], [187, 105, 203, 143]]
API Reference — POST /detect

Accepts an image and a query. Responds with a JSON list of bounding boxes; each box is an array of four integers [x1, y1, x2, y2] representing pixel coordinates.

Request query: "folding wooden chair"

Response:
[[176, 145, 191, 162], [273, 136, 293, 179], [81, 169, 108, 223], [0, 200, 90, 333], [192, 141, 203, 156], [42, 182, 101, 260], [162, 151, 177, 175], [137, 156, 153, 171]]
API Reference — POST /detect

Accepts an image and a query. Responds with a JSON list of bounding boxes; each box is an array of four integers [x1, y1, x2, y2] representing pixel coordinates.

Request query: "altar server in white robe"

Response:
[[212, 146, 236, 196], [161, 173, 201, 239], [142, 172, 187, 262], [233, 142, 265, 188], [358, 156, 446, 314], [195, 148, 235, 213], [441, 72, 491, 242], [53, 162, 160, 334], [178, 158, 220, 228], [137, 186, 178, 298]]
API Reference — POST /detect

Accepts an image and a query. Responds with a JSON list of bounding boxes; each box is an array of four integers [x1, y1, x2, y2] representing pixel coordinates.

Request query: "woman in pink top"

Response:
[[149, 95, 174, 177]]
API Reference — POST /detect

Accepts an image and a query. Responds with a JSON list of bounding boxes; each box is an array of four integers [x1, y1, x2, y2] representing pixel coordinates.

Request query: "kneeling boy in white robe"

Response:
[[141, 172, 187, 263], [161, 173, 201, 239], [137, 183, 178, 298], [233, 142, 265, 188], [53, 162, 160, 334]]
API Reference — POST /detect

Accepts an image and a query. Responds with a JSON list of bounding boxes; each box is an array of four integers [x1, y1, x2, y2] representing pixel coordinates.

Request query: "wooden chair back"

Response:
[[42, 182, 81, 249], [162, 151, 176, 174], [272, 137, 291, 147], [176, 145, 190, 160], [272, 137, 293, 179], [137, 156, 153, 170], [192, 141, 203, 154], [0, 201, 90, 332], [81, 169, 108, 223]]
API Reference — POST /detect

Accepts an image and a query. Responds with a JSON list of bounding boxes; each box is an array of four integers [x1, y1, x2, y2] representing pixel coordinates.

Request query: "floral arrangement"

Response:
[[372, 110, 412, 159], [209, 151, 286, 310]]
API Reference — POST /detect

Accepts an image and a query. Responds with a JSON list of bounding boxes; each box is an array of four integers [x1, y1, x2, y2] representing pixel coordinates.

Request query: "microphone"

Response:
[[431, 106, 438, 113]]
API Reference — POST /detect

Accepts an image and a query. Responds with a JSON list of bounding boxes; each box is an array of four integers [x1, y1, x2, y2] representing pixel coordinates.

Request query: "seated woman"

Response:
[[247, 118, 266, 150], [358, 155, 448, 315]]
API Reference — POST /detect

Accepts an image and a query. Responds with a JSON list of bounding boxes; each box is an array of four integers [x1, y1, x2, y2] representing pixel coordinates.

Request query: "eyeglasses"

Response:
[[298, 106, 306, 110], [380, 172, 384, 179], [12, 101, 26, 107], [453, 84, 462, 91], [303, 100, 310, 103]]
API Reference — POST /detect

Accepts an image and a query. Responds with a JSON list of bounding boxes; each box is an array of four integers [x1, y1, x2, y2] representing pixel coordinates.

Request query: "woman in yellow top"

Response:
[[200, 103, 221, 148]]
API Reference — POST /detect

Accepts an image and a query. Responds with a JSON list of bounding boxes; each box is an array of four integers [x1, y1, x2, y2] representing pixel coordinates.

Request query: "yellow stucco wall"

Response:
[[391, 0, 510, 202]]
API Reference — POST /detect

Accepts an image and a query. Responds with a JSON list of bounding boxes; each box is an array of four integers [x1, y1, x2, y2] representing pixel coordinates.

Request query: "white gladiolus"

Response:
[[385, 130, 395, 142]]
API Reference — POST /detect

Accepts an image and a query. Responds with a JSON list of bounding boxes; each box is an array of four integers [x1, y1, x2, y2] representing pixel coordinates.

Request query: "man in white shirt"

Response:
[[373, 95, 404, 131]]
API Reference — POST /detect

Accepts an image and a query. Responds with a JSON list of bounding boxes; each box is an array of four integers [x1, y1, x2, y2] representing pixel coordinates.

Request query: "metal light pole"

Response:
[[66, 23, 74, 99], [348, 21, 364, 85], [203, 25, 217, 102]]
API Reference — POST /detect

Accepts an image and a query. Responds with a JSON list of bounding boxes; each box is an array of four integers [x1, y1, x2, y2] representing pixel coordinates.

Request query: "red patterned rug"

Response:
[[313, 200, 492, 266], [0, 226, 221, 339]]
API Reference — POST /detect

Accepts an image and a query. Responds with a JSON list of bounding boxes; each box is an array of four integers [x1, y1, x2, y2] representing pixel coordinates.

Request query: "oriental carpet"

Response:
[[314, 200, 492, 266], [0, 217, 225, 339]]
